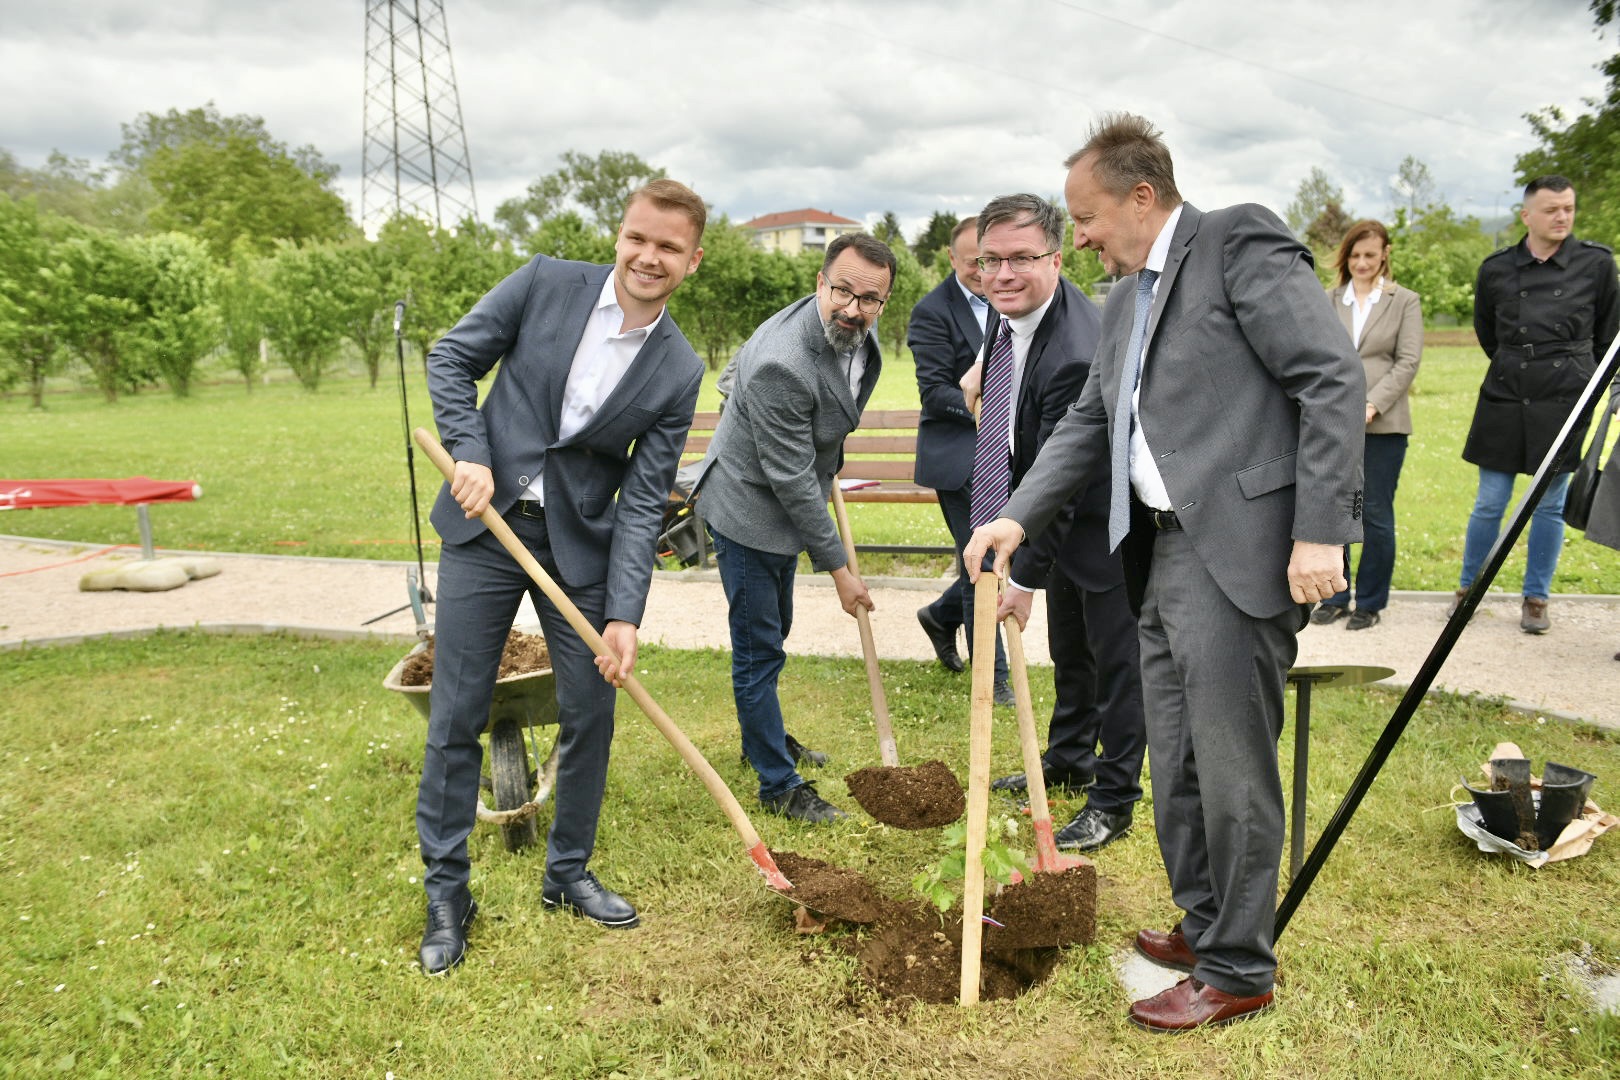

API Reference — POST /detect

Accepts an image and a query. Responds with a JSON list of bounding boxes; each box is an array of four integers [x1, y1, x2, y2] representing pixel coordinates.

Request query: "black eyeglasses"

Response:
[[975, 250, 1058, 274], [825, 282, 888, 315]]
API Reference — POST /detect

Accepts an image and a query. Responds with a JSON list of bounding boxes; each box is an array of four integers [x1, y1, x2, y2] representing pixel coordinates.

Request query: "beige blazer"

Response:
[[1332, 280, 1423, 435]]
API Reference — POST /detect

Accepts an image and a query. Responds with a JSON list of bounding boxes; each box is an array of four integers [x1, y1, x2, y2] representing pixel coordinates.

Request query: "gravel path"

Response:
[[3, 534, 1616, 729]]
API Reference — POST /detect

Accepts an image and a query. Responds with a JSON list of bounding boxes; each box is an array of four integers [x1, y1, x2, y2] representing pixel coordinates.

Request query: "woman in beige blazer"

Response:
[[1311, 219, 1423, 629]]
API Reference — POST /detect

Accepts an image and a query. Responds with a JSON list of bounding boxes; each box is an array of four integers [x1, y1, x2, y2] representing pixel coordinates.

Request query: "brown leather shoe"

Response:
[[1447, 587, 1469, 618], [1135, 923, 1197, 972], [1128, 976, 1273, 1033]]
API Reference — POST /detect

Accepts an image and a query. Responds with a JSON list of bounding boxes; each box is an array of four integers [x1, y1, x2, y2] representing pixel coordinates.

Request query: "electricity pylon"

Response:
[[361, 0, 479, 232]]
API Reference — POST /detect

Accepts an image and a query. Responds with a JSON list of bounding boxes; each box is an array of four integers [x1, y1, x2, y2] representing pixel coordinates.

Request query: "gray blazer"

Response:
[[699, 295, 882, 570], [427, 255, 703, 626], [1332, 281, 1423, 435], [1003, 203, 1366, 619]]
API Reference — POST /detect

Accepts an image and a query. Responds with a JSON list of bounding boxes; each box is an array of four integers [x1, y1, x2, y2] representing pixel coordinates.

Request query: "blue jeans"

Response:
[[709, 525, 804, 802], [1459, 467, 1571, 601], [1325, 433, 1407, 613]]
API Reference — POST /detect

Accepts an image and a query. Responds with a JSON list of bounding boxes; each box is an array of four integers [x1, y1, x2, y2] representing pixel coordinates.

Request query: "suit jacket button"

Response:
[[519, 476, 530, 486]]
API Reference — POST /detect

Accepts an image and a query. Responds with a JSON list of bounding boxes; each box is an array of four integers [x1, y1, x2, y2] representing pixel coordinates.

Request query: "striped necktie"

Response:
[[969, 317, 1016, 529]]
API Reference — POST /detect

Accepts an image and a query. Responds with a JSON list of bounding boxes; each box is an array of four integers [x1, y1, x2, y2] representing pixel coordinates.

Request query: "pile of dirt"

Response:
[[771, 848, 1093, 1003], [843, 760, 965, 830], [849, 906, 1062, 1004], [398, 629, 551, 686]]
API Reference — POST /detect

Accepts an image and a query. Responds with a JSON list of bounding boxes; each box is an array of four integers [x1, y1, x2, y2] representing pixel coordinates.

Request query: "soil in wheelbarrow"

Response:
[[843, 760, 965, 830], [847, 904, 1063, 1004], [398, 630, 551, 685]]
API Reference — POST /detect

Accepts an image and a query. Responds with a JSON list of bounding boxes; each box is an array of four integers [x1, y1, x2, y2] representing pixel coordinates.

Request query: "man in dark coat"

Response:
[[1456, 175, 1619, 634]]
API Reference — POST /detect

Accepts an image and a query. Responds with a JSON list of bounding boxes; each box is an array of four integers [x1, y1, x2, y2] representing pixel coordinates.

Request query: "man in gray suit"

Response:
[[417, 180, 707, 973], [967, 114, 1365, 1031], [701, 233, 896, 823]]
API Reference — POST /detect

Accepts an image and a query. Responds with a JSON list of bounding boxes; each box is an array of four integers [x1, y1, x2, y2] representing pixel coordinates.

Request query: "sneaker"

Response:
[[1309, 604, 1348, 626], [1447, 587, 1469, 618], [993, 681, 1016, 707], [1345, 609, 1380, 631], [1520, 597, 1550, 634], [762, 782, 847, 823]]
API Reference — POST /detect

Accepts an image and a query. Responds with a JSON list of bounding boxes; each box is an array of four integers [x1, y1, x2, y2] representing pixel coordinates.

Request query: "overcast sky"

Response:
[[1, 0, 1612, 240]]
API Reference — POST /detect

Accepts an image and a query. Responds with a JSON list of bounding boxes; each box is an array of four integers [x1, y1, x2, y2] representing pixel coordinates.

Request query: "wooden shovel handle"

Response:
[[413, 428, 789, 891], [830, 480, 898, 767], [960, 571, 998, 1006]]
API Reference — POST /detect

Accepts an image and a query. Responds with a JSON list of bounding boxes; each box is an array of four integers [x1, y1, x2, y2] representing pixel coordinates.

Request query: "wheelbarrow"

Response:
[[383, 636, 561, 853]]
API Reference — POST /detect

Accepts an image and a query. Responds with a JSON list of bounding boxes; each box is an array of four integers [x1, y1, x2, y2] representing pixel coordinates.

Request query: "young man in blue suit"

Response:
[[416, 179, 707, 973]]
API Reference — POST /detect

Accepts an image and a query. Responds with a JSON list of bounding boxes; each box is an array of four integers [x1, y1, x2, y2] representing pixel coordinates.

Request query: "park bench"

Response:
[[660, 408, 954, 567]]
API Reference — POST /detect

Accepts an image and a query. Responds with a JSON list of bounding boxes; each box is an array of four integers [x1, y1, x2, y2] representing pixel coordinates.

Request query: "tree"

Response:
[[261, 242, 349, 390], [879, 243, 935, 357], [666, 216, 758, 368], [1305, 200, 1358, 255], [1389, 204, 1493, 321], [871, 211, 903, 247], [217, 248, 268, 391], [911, 211, 958, 266], [1059, 221, 1109, 296], [1517, 2, 1620, 245], [1285, 167, 1350, 239], [1391, 156, 1437, 217], [328, 241, 393, 388], [495, 149, 666, 241], [117, 104, 353, 261], [130, 232, 218, 397], [525, 209, 615, 262], [56, 229, 148, 402], [0, 196, 77, 407], [0, 148, 152, 234]]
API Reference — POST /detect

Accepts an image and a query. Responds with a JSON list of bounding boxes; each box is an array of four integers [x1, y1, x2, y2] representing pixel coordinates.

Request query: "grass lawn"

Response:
[[2, 632, 1617, 1078], [3, 344, 1618, 592]]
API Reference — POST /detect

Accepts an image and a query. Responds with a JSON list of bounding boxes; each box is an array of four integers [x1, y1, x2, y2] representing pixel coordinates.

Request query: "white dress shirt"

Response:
[[1341, 278, 1384, 347], [1129, 203, 1185, 512], [526, 274, 662, 504], [957, 278, 990, 334]]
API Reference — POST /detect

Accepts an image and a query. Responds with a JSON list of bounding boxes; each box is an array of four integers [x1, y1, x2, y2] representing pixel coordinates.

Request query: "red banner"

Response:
[[0, 478, 201, 510]]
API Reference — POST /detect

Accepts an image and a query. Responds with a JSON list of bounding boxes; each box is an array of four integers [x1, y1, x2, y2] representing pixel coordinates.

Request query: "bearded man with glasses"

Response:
[[698, 233, 896, 822]]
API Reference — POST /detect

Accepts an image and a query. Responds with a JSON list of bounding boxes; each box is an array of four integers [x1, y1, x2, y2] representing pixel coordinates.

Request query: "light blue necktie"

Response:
[[1108, 268, 1159, 550]]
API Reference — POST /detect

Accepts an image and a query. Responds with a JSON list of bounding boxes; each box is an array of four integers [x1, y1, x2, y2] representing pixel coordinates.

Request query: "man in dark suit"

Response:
[[417, 180, 708, 973], [967, 115, 1365, 1031], [959, 194, 1146, 851], [909, 217, 1009, 701], [700, 233, 895, 823]]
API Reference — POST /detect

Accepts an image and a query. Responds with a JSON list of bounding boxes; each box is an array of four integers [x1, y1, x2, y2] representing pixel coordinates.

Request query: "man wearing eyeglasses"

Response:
[[959, 194, 1146, 855], [699, 233, 897, 822]]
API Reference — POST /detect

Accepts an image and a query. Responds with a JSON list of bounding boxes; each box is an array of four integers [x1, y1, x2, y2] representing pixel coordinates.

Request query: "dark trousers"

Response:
[[1042, 569, 1146, 815], [416, 507, 617, 899], [1325, 432, 1407, 613], [923, 484, 1007, 682], [1138, 528, 1299, 998], [708, 524, 805, 802]]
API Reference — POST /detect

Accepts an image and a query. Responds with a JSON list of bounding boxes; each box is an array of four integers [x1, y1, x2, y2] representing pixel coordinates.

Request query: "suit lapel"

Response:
[[1015, 287, 1064, 452], [946, 282, 986, 355], [1143, 203, 1200, 353], [562, 323, 669, 445], [803, 302, 863, 426], [529, 265, 606, 441]]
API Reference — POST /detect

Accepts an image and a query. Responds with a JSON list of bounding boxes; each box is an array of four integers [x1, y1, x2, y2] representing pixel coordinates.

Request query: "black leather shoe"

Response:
[[991, 764, 1096, 795], [1345, 609, 1380, 631], [1055, 806, 1132, 851], [993, 681, 1016, 707], [1309, 604, 1347, 626], [740, 733, 829, 768], [917, 606, 965, 673], [542, 871, 639, 928], [419, 891, 477, 975], [762, 781, 848, 822], [785, 733, 829, 768]]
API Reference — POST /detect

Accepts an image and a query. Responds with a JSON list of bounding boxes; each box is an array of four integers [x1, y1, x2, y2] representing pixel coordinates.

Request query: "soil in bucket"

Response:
[[399, 629, 551, 686], [843, 760, 966, 830]]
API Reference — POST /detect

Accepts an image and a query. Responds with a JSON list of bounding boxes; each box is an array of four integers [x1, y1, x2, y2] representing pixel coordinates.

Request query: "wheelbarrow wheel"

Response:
[[490, 717, 539, 852]]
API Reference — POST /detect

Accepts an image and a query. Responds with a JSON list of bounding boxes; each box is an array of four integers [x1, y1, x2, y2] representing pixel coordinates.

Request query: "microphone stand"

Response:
[[363, 298, 434, 635]]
